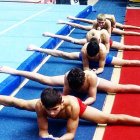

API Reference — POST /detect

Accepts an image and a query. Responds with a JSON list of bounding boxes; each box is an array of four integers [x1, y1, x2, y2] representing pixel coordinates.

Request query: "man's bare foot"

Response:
[[0, 66, 17, 74], [26, 44, 38, 51], [57, 20, 67, 24], [67, 16, 76, 20], [42, 32, 55, 37]]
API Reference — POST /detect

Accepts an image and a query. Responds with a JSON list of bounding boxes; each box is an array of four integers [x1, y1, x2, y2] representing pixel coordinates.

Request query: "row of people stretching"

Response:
[[0, 13, 140, 139]]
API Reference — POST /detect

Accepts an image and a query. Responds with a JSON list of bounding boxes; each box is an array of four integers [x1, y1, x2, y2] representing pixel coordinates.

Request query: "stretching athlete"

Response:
[[57, 13, 140, 36], [43, 29, 140, 51], [27, 38, 140, 74], [1, 67, 140, 105], [1, 88, 140, 139]]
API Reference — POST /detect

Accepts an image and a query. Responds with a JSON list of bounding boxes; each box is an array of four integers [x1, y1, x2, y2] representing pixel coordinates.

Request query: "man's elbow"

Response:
[[39, 129, 49, 138], [70, 133, 75, 140], [91, 97, 96, 103], [61, 133, 75, 140], [84, 97, 96, 105]]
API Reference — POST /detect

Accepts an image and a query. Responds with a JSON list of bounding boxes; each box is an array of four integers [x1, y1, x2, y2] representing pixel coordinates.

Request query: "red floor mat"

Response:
[[103, 9, 140, 140]]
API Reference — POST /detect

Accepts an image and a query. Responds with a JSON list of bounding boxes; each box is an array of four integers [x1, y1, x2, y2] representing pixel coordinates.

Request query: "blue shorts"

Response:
[[79, 52, 113, 65], [105, 54, 113, 65]]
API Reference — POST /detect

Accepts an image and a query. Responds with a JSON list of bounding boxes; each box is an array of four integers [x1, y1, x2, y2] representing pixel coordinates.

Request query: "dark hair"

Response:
[[87, 37, 99, 57], [41, 88, 62, 109], [67, 68, 85, 90]]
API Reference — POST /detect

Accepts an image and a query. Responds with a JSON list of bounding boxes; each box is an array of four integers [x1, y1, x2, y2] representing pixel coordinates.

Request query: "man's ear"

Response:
[[61, 100, 64, 104]]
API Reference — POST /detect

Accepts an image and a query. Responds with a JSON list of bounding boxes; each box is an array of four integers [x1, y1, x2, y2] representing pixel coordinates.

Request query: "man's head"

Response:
[[86, 37, 99, 57], [97, 14, 106, 28], [41, 88, 63, 117], [67, 68, 85, 90], [41, 88, 62, 107]]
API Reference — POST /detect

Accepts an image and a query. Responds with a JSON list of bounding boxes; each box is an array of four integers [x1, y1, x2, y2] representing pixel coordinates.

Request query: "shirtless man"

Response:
[[57, 13, 140, 36], [1, 67, 140, 105], [27, 38, 140, 74], [0, 88, 140, 139], [43, 29, 140, 51]]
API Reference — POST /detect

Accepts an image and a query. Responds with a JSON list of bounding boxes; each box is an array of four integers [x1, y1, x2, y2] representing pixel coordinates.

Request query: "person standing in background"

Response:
[[79, 0, 87, 5], [56, 0, 87, 5], [56, 0, 70, 4]]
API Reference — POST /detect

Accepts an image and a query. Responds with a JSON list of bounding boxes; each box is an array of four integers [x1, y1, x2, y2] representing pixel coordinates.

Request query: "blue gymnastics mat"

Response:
[[0, 0, 127, 140], [0, 3, 91, 94]]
